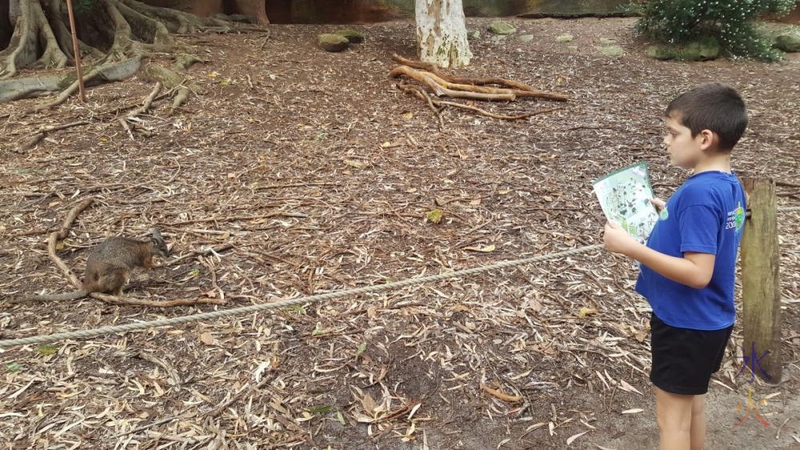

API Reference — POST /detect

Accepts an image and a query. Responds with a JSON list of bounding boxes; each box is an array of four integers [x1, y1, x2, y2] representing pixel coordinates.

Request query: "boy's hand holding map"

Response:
[[593, 162, 660, 243]]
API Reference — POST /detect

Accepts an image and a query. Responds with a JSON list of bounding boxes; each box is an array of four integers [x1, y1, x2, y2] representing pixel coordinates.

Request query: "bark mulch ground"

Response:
[[1, 17, 799, 449]]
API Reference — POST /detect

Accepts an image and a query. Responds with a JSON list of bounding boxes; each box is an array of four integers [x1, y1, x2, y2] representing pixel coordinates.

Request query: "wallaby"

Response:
[[19, 229, 170, 301]]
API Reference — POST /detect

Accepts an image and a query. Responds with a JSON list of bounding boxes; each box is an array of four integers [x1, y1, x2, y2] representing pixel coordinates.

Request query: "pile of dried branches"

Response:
[[389, 54, 568, 123]]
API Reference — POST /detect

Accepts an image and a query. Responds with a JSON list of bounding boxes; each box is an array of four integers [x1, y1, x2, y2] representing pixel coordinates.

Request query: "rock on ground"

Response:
[[488, 21, 516, 35], [318, 33, 350, 52]]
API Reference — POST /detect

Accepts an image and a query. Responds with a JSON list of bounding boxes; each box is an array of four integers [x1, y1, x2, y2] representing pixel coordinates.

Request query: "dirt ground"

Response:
[[1, 17, 799, 450]]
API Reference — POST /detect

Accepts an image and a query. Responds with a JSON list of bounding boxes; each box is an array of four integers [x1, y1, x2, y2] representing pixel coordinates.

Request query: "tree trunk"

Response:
[[126, 0, 269, 23], [224, 0, 268, 25], [0, 0, 235, 102], [415, 0, 471, 68], [0, 0, 11, 49]]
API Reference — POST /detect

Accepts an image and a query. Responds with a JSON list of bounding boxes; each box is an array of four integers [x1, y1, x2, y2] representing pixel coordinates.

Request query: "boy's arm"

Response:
[[604, 221, 715, 289]]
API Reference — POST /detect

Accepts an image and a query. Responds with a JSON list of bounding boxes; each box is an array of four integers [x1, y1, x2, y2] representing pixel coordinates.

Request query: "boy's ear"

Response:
[[698, 129, 718, 151]]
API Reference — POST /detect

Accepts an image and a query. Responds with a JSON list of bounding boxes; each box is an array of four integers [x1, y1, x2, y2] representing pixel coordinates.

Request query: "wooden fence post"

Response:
[[740, 177, 782, 383]]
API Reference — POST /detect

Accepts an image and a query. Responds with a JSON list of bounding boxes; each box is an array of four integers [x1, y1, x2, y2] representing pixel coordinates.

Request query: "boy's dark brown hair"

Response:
[[666, 83, 748, 151]]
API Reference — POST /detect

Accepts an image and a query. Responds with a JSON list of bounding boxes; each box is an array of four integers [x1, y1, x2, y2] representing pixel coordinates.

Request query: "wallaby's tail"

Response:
[[13, 290, 88, 302]]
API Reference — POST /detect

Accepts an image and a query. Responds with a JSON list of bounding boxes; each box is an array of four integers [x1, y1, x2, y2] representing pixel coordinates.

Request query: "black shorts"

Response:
[[650, 313, 733, 395]]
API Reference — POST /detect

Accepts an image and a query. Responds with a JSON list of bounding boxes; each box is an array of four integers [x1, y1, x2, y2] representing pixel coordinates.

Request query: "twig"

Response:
[[480, 383, 522, 402], [118, 117, 135, 140], [166, 244, 234, 267], [201, 373, 275, 419], [13, 133, 45, 153], [113, 415, 184, 438], [200, 257, 225, 301], [397, 82, 560, 121], [255, 182, 336, 190], [397, 82, 443, 129], [98, 92, 172, 117], [777, 180, 800, 189], [13, 121, 90, 153], [47, 198, 95, 289], [128, 82, 162, 118], [167, 212, 308, 227], [88, 292, 226, 306], [437, 101, 561, 120]]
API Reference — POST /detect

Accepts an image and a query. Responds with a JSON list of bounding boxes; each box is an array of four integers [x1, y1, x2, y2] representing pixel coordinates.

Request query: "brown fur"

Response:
[[17, 230, 169, 302]]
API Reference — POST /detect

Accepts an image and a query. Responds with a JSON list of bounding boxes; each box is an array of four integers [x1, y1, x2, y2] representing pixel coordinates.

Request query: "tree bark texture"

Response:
[[415, 0, 472, 68]]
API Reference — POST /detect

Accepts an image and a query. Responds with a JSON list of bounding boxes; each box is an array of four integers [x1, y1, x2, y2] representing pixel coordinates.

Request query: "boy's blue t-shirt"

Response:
[[635, 171, 746, 331]]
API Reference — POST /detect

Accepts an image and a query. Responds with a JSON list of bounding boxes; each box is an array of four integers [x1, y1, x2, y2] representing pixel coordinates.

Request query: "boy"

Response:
[[603, 83, 748, 450]]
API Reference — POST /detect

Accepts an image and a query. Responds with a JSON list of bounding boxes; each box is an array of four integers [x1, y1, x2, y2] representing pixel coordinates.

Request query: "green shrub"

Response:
[[636, 0, 797, 61]]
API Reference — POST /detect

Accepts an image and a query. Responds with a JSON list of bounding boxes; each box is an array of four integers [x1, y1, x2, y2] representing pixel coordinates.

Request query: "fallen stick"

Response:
[[201, 373, 276, 419], [436, 100, 562, 120], [128, 81, 162, 118], [165, 243, 234, 266], [397, 82, 559, 121], [13, 121, 90, 153], [89, 292, 226, 306], [118, 117, 135, 140], [398, 82, 444, 129], [47, 198, 95, 289], [480, 383, 522, 403]]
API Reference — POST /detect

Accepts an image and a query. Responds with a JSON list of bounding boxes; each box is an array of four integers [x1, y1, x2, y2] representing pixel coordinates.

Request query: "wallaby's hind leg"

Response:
[[97, 268, 130, 296]]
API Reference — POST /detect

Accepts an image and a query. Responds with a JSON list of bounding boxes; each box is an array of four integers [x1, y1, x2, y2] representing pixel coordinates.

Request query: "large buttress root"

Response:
[[0, 0, 240, 103], [0, 0, 68, 79]]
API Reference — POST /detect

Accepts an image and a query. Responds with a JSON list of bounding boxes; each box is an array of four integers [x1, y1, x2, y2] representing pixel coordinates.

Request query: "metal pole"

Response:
[[65, 0, 86, 102]]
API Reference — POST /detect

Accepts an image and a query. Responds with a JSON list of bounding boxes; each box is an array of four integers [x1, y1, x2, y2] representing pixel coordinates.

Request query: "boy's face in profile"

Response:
[[663, 116, 711, 170]]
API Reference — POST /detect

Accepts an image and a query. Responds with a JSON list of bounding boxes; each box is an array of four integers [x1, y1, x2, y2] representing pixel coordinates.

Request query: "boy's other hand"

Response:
[[651, 198, 666, 212], [603, 221, 637, 255]]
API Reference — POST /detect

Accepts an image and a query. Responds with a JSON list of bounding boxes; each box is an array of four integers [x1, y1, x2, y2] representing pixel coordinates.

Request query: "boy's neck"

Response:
[[692, 150, 732, 174]]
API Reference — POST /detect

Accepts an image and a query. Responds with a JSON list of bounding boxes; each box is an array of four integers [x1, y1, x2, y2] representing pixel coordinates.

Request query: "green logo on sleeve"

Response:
[[727, 202, 745, 233], [734, 202, 745, 232]]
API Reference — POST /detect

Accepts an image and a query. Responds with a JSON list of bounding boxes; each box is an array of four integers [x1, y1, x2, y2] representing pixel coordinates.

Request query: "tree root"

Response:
[[121, 0, 232, 34], [28, 57, 142, 112], [391, 65, 516, 101], [390, 55, 567, 122], [391, 54, 569, 102], [170, 87, 191, 113], [0, 0, 68, 79], [130, 82, 162, 117], [396, 82, 561, 121], [1, 0, 239, 105]]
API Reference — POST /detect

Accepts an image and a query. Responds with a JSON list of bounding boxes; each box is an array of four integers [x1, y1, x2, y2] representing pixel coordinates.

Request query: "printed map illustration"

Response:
[[593, 162, 659, 243]]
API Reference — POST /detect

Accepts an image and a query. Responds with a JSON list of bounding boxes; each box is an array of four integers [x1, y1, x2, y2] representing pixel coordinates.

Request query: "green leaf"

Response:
[[308, 405, 333, 414], [38, 345, 58, 356], [6, 362, 24, 373], [356, 343, 367, 357], [426, 209, 444, 224], [286, 304, 306, 314]]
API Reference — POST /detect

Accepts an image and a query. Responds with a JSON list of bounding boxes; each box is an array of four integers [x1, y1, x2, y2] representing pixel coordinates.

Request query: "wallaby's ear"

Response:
[[151, 228, 170, 256]]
